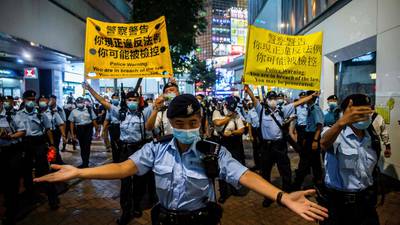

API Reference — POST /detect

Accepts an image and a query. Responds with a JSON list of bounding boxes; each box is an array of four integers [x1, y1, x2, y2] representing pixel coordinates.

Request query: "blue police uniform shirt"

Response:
[[129, 137, 248, 211], [106, 105, 121, 125], [43, 109, 64, 130], [52, 106, 66, 122], [305, 104, 324, 132], [0, 109, 26, 146], [109, 105, 152, 143], [323, 126, 378, 192], [18, 108, 52, 137], [255, 102, 295, 140], [296, 105, 308, 126], [244, 108, 259, 128], [324, 109, 338, 127], [68, 107, 97, 125]]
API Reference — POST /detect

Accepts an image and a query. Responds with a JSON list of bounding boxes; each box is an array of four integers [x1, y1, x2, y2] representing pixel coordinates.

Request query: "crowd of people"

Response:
[[0, 79, 391, 225]]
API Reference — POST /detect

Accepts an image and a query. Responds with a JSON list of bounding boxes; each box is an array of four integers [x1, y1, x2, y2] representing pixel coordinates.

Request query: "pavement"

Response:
[[2, 139, 400, 225]]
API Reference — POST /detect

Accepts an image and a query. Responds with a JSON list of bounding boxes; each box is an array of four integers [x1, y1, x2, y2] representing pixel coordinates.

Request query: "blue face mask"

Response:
[[77, 103, 84, 109], [172, 128, 200, 145], [39, 101, 48, 109], [352, 117, 372, 130], [127, 101, 138, 111], [3, 102, 12, 110], [328, 102, 337, 110], [111, 99, 120, 106], [25, 101, 35, 109]]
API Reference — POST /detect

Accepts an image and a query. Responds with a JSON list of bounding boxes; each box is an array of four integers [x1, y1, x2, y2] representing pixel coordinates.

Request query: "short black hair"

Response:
[[340, 94, 371, 111]]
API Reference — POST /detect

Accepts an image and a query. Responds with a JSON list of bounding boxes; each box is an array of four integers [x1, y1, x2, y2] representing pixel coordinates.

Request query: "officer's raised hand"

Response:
[[154, 95, 165, 111]]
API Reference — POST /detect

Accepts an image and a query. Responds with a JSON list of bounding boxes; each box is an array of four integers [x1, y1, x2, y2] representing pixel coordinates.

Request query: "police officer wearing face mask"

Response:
[[277, 92, 287, 107], [35, 93, 330, 225], [83, 82, 153, 225], [146, 82, 180, 137], [68, 96, 98, 168], [38, 95, 67, 164], [245, 86, 318, 207], [293, 90, 324, 191], [103, 93, 121, 163], [324, 95, 340, 127], [62, 96, 77, 151], [212, 96, 246, 203], [18, 90, 60, 209], [319, 94, 380, 225], [0, 95, 26, 225]]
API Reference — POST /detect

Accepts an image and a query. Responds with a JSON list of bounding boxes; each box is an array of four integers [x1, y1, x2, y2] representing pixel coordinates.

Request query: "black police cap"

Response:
[[277, 92, 285, 98], [306, 90, 316, 96], [327, 95, 338, 101], [23, 90, 36, 99], [167, 94, 200, 119], [38, 94, 49, 99], [299, 91, 306, 97], [163, 82, 179, 93], [76, 97, 84, 102], [126, 91, 140, 99], [266, 91, 277, 99], [341, 94, 371, 111], [50, 94, 57, 99]]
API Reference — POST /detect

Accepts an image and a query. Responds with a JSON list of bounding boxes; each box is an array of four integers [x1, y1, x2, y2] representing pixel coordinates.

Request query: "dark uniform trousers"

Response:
[[251, 126, 262, 170], [119, 140, 156, 216], [295, 125, 307, 150], [293, 132, 323, 190], [76, 124, 93, 167], [218, 135, 245, 199], [109, 123, 121, 163], [0, 143, 23, 225], [52, 127, 64, 164], [319, 186, 379, 225], [22, 136, 58, 205], [260, 139, 292, 192]]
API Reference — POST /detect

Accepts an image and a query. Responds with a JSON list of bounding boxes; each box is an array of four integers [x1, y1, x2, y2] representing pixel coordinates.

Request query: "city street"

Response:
[[12, 140, 400, 225]]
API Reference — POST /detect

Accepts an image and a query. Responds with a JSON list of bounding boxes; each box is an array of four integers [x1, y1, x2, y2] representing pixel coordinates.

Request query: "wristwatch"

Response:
[[276, 191, 285, 206]]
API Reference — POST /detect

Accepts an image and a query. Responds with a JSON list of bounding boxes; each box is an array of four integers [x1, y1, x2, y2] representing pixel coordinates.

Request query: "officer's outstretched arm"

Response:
[[239, 170, 328, 222], [33, 160, 138, 183], [82, 82, 112, 110], [293, 91, 319, 107]]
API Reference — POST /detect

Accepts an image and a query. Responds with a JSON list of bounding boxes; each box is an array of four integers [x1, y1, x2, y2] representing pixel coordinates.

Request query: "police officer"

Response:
[[62, 96, 76, 151], [68, 96, 98, 168], [0, 95, 26, 225], [324, 95, 340, 127], [320, 94, 379, 225], [83, 83, 153, 225], [212, 96, 246, 203], [35, 93, 329, 225], [104, 93, 121, 163], [293, 91, 324, 190], [245, 85, 318, 207], [146, 81, 180, 136], [295, 92, 308, 150], [277, 92, 287, 107], [18, 90, 59, 209], [38, 95, 67, 164]]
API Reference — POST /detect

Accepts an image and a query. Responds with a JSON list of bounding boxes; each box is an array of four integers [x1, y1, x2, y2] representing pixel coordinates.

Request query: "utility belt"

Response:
[[76, 123, 93, 128], [262, 139, 285, 145], [23, 135, 47, 145], [321, 185, 377, 206], [152, 202, 222, 225], [120, 139, 150, 151]]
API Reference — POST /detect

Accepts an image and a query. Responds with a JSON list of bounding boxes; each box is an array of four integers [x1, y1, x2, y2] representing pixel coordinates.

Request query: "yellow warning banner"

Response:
[[243, 26, 323, 90], [84, 16, 173, 79]]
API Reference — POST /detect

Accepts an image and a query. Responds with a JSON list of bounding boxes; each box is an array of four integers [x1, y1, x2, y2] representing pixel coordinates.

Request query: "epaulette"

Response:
[[153, 134, 174, 144]]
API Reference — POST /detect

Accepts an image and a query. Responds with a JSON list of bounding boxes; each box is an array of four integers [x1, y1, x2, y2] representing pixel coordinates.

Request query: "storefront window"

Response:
[[334, 52, 376, 105]]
